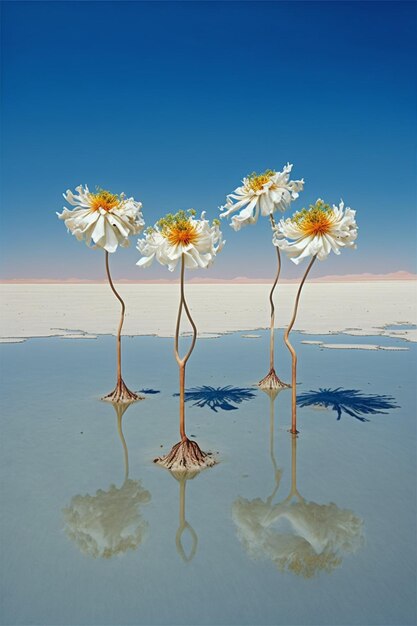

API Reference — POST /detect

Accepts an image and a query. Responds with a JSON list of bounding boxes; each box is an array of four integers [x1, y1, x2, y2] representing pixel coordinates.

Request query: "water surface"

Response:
[[0, 330, 415, 625]]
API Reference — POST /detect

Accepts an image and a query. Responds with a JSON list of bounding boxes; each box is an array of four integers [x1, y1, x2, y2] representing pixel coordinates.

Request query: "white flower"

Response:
[[57, 185, 144, 253], [219, 164, 304, 231], [136, 209, 224, 272], [273, 199, 358, 265], [63, 479, 151, 559]]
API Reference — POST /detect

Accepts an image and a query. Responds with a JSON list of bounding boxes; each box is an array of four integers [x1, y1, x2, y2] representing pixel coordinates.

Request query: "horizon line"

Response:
[[1, 271, 416, 284]]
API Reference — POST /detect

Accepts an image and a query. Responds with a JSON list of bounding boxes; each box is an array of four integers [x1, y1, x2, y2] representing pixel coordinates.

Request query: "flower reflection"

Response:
[[64, 478, 151, 559], [63, 402, 151, 558], [175, 385, 256, 412], [297, 387, 399, 422], [234, 493, 362, 577], [232, 395, 364, 577]]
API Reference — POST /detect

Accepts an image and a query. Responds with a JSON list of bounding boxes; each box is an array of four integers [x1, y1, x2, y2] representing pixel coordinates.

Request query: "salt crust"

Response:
[[1, 282, 415, 343]]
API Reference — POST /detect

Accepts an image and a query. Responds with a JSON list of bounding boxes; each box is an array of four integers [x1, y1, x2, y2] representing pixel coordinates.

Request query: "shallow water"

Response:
[[0, 330, 416, 626], [383, 323, 417, 331]]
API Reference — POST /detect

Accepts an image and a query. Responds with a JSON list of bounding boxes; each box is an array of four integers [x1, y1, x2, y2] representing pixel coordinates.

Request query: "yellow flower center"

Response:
[[248, 169, 275, 192], [293, 201, 334, 237], [157, 210, 200, 247], [165, 221, 199, 247], [89, 190, 119, 212]]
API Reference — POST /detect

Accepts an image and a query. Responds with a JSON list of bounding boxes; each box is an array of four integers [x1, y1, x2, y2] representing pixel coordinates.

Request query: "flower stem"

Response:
[[283, 254, 317, 434], [175, 254, 197, 441], [105, 251, 125, 384], [268, 213, 281, 371], [258, 216, 288, 390]]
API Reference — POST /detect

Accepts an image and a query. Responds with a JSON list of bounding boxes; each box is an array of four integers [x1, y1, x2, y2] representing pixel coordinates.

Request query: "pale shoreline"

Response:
[[1, 282, 416, 345]]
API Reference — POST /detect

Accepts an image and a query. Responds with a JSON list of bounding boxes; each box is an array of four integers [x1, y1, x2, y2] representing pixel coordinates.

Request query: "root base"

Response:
[[154, 439, 216, 476], [102, 379, 144, 404], [258, 368, 290, 391]]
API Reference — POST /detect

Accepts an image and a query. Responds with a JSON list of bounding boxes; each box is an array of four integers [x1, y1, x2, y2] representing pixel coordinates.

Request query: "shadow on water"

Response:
[[232, 391, 364, 578], [62, 401, 151, 559], [297, 387, 399, 422], [174, 385, 257, 412]]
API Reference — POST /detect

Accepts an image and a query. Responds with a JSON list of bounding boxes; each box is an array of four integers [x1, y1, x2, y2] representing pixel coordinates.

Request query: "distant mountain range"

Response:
[[1, 271, 416, 284]]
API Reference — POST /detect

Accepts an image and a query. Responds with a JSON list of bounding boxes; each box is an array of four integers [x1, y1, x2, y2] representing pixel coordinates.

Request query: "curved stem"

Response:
[[174, 254, 198, 441], [105, 251, 125, 383], [283, 254, 317, 434], [268, 214, 281, 371]]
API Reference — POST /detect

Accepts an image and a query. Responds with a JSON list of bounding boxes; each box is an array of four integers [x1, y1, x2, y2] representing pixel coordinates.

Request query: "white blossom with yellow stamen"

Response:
[[57, 185, 144, 253], [273, 199, 357, 265], [220, 164, 304, 231], [136, 210, 224, 271]]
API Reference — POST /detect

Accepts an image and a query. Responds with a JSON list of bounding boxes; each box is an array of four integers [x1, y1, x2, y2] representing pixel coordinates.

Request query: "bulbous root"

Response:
[[154, 438, 216, 475], [258, 368, 290, 391], [102, 379, 144, 404]]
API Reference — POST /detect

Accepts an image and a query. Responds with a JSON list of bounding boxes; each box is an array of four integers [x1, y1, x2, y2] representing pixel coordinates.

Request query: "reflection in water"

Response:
[[63, 402, 151, 558], [297, 387, 399, 422], [139, 389, 161, 395], [265, 388, 283, 502], [174, 475, 198, 563], [232, 394, 364, 578], [175, 385, 257, 412]]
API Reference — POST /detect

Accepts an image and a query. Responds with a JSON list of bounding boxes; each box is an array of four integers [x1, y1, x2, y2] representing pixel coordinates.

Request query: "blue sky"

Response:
[[1, 0, 416, 280]]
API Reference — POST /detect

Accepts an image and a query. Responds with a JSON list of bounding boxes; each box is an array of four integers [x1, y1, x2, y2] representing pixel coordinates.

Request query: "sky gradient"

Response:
[[1, 1, 416, 281]]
